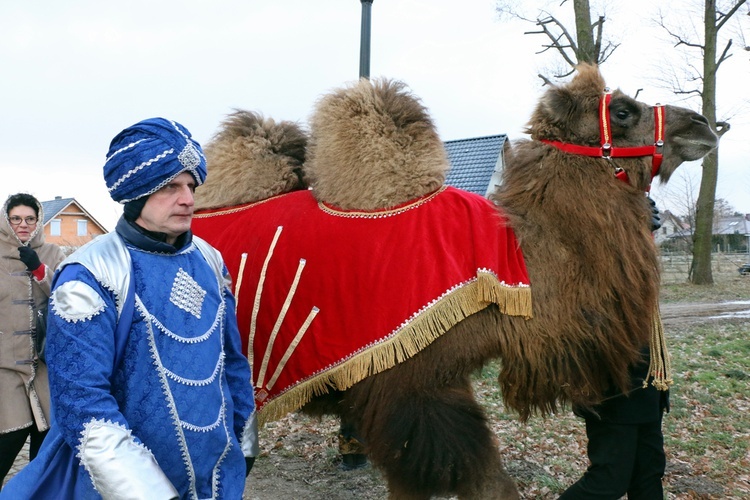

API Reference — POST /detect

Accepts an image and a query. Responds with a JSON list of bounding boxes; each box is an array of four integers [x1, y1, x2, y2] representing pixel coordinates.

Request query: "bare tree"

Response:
[[656, 0, 747, 284], [713, 198, 737, 220], [496, 0, 618, 79], [498, 0, 748, 283], [657, 170, 701, 230]]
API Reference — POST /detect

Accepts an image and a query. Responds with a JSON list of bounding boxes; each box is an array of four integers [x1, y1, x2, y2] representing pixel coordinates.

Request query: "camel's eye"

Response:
[[614, 109, 630, 120], [609, 99, 641, 127]]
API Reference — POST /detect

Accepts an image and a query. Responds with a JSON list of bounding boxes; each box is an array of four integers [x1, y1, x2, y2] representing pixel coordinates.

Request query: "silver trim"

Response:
[[79, 418, 179, 499]]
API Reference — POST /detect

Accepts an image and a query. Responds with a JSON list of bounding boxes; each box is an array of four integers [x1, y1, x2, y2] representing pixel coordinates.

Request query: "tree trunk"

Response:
[[573, 0, 596, 63], [690, 0, 719, 285], [691, 149, 718, 283]]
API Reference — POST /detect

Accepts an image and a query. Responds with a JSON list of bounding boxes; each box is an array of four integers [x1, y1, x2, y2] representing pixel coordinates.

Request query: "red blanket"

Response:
[[193, 186, 531, 423]]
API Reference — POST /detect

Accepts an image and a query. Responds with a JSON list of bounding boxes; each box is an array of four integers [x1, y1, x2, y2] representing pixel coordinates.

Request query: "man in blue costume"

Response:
[[2, 118, 258, 499]]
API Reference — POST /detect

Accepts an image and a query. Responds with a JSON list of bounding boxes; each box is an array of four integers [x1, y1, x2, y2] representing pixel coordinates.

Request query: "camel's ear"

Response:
[[539, 86, 581, 125]]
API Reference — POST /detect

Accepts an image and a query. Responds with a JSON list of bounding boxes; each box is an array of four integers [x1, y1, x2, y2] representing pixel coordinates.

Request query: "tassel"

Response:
[[645, 304, 673, 391]]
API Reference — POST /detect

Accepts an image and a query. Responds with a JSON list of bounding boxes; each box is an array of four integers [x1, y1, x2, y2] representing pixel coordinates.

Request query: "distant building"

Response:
[[444, 134, 507, 198], [656, 211, 750, 253], [713, 214, 750, 253], [654, 211, 692, 248], [41, 196, 108, 252], [714, 214, 750, 238]]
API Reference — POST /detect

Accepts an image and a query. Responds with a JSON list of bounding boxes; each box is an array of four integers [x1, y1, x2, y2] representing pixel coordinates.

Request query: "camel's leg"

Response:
[[338, 415, 368, 470], [356, 383, 519, 500], [455, 451, 520, 500]]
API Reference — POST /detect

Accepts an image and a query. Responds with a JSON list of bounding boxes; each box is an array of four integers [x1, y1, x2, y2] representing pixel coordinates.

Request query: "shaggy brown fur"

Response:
[[194, 110, 307, 210], [305, 78, 449, 210], [195, 68, 717, 499], [492, 64, 717, 417]]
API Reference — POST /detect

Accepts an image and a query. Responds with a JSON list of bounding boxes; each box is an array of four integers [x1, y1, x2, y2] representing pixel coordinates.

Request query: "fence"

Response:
[[660, 251, 750, 284]]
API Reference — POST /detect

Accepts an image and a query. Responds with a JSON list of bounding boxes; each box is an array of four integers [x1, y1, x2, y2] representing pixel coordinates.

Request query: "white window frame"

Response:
[[50, 219, 61, 236], [77, 219, 88, 237]]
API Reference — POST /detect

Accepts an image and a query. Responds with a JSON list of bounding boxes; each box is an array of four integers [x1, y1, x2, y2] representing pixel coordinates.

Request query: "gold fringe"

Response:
[[257, 273, 532, 425], [644, 304, 673, 391]]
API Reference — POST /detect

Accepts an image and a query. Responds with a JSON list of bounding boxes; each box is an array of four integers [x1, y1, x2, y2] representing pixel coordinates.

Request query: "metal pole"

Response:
[[359, 0, 373, 79]]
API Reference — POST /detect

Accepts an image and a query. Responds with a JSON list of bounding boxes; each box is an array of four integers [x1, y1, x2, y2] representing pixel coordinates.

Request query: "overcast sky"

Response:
[[1, 0, 748, 231]]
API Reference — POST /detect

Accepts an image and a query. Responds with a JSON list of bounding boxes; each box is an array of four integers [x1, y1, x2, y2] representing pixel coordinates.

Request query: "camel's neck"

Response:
[[494, 145, 660, 310]]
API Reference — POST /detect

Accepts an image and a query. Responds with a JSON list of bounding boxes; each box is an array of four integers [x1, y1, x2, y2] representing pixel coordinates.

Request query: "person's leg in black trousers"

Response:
[[0, 427, 31, 489], [559, 419, 639, 499], [28, 425, 49, 460], [626, 416, 666, 500]]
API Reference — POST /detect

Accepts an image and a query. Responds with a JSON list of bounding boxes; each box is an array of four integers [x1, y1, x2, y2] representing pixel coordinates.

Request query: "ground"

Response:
[[6, 267, 750, 499], [241, 292, 750, 499]]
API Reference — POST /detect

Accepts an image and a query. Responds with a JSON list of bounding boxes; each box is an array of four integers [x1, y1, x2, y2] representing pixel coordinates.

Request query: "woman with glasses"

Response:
[[0, 193, 65, 489]]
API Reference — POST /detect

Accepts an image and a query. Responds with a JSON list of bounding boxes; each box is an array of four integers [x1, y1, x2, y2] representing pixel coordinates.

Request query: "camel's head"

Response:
[[194, 110, 307, 211], [526, 63, 718, 190], [305, 78, 449, 210]]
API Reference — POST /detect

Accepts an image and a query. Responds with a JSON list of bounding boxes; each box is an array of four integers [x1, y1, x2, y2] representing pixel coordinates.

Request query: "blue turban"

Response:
[[104, 118, 207, 203]]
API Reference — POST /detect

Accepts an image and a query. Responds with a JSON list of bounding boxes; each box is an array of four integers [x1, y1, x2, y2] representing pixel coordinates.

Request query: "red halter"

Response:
[[541, 91, 665, 189]]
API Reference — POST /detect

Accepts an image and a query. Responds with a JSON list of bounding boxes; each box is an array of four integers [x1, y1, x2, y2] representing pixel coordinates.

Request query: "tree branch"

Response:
[[715, 121, 731, 136], [526, 16, 579, 68], [716, 39, 734, 68], [674, 88, 703, 98], [593, 15, 604, 59], [716, 0, 748, 31], [599, 41, 620, 64], [657, 14, 706, 50], [537, 74, 555, 86]]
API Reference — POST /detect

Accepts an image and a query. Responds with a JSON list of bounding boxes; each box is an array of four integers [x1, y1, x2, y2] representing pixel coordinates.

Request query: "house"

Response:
[[444, 134, 507, 198], [713, 214, 750, 253], [41, 196, 108, 251], [654, 210, 692, 247], [655, 211, 750, 253]]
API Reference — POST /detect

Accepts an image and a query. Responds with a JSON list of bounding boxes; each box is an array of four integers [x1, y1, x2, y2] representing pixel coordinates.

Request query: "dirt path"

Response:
[[659, 300, 750, 326]]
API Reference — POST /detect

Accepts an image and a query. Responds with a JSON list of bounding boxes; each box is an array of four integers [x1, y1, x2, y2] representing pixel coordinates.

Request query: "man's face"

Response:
[[136, 171, 196, 245]]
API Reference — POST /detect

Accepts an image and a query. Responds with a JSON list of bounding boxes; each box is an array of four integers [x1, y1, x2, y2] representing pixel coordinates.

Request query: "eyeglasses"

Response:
[[9, 216, 38, 226]]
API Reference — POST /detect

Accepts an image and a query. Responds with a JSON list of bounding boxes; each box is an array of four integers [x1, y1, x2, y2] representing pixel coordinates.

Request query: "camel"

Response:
[[192, 64, 718, 499]]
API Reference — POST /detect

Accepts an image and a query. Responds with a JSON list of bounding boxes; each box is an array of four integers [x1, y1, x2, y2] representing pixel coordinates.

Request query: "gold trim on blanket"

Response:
[[193, 196, 280, 218], [256, 272, 532, 425], [249, 226, 284, 365], [318, 186, 447, 219], [266, 306, 320, 391], [234, 252, 248, 311], [256, 258, 306, 387]]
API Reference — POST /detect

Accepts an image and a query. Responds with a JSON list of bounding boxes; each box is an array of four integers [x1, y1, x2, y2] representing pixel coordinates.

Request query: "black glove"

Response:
[[18, 246, 42, 271], [648, 196, 661, 232], [245, 456, 255, 476]]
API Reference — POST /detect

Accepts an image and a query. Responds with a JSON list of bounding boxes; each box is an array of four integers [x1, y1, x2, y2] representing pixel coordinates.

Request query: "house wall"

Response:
[[44, 208, 107, 248], [654, 219, 688, 246]]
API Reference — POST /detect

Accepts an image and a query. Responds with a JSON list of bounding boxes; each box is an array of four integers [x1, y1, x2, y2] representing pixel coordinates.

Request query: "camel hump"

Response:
[[195, 109, 308, 211], [305, 77, 450, 211]]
